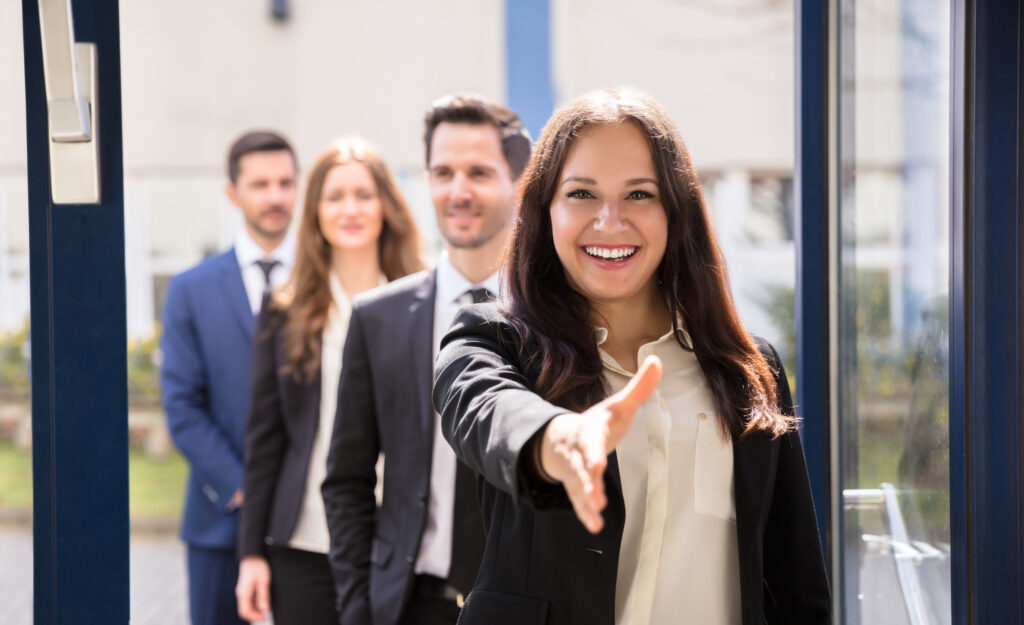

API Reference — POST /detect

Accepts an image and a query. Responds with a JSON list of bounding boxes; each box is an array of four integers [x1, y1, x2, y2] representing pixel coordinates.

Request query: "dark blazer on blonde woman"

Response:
[[239, 306, 322, 557], [432, 303, 831, 625]]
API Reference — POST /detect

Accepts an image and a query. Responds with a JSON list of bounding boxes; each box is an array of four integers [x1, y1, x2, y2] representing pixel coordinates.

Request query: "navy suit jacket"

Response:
[[161, 248, 255, 549]]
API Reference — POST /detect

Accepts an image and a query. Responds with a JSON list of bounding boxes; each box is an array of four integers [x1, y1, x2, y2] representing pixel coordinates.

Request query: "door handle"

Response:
[[38, 0, 100, 204]]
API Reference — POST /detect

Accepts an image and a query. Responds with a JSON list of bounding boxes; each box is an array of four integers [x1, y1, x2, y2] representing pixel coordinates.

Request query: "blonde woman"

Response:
[[237, 138, 424, 624]]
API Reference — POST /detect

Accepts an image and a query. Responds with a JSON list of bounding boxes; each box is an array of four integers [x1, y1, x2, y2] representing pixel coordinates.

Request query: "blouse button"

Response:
[[699, 412, 708, 420]]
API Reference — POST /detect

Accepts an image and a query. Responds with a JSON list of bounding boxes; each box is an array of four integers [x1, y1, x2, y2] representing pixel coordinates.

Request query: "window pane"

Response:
[[837, 1, 951, 624]]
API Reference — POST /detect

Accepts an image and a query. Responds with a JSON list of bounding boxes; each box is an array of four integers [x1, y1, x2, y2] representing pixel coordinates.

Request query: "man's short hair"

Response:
[[423, 95, 532, 181], [226, 130, 296, 183]]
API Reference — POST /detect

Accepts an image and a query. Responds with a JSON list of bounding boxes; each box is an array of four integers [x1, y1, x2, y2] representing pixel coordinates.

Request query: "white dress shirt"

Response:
[[288, 272, 353, 553], [599, 325, 741, 625], [415, 251, 501, 579], [233, 230, 296, 314]]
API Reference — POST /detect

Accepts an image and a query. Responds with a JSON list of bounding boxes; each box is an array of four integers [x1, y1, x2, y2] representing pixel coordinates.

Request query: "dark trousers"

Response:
[[398, 576, 462, 625], [186, 545, 245, 625], [266, 545, 337, 625]]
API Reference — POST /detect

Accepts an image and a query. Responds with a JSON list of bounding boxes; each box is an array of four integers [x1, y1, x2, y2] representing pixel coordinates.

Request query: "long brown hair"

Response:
[[275, 137, 425, 381], [504, 89, 794, 437]]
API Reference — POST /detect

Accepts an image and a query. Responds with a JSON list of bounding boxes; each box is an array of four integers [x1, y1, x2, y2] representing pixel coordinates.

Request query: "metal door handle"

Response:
[[38, 0, 100, 203]]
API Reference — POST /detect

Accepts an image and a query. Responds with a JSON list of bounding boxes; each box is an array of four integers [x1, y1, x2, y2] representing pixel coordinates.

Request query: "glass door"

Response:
[[835, 1, 951, 623]]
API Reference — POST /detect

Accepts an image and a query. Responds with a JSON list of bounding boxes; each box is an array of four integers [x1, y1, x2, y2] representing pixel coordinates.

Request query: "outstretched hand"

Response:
[[538, 355, 663, 534]]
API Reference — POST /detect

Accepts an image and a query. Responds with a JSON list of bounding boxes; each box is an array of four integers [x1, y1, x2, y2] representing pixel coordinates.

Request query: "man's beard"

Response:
[[251, 205, 291, 238], [442, 223, 498, 250]]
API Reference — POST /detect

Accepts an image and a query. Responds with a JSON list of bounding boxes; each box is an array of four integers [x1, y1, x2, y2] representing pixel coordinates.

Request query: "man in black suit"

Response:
[[322, 95, 532, 625]]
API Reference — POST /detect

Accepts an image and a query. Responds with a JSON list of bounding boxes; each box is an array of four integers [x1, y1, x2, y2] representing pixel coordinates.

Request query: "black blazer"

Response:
[[239, 303, 323, 558], [322, 270, 485, 625], [432, 304, 831, 625]]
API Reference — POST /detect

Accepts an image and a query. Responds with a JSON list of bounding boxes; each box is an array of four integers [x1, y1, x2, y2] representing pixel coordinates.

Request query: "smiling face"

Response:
[[550, 122, 668, 308], [428, 122, 518, 250], [317, 162, 384, 253]]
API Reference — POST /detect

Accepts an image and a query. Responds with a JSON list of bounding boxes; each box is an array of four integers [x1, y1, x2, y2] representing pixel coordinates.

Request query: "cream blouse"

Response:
[[599, 325, 741, 625], [287, 273, 353, 553]]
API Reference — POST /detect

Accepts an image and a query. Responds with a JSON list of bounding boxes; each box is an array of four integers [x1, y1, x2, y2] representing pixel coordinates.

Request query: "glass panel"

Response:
[[837, 1, 951, 624]]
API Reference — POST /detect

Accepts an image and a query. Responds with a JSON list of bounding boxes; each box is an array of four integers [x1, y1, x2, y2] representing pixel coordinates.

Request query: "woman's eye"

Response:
[[567, 189, 595, 200], [627, 190, 655, 200]]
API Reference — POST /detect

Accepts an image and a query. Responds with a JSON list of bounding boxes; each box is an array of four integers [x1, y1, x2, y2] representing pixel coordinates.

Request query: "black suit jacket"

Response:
[[432, 303, 832, 625], [323, 270, 485, 625], [239, 303, 322, 558]]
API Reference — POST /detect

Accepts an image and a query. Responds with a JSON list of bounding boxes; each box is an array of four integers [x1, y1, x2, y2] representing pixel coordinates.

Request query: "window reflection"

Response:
[[838, 0, 951, 624]]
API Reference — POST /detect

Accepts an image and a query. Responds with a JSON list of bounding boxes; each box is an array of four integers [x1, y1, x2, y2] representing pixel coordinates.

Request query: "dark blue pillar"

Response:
[[22, 0, 128, 623], [505, 0, 555, 141], [794, 0, 832, 565], [952, 0, 1024, 622]]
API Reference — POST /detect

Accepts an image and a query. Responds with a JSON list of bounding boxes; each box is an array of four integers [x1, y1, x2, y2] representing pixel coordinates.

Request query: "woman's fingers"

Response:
[[255, 574, 270, 614], [566, 456, 605, 533], [568, 485, 604, 534], [560, 355, 663, 533], [236, 581, 263, 622], [236, 557, 271, 623], [541, 408, 624, 534], [557, 442, 606, 533]]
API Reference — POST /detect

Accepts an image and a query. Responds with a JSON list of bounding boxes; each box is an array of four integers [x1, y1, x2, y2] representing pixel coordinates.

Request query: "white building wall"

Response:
[[1, 1, 803, 345], [552, 0, 795, 171]]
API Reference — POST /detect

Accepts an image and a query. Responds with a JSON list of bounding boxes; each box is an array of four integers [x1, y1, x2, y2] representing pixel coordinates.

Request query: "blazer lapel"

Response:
[[220, 250, 255, 342], [408, 270, 438, 438]]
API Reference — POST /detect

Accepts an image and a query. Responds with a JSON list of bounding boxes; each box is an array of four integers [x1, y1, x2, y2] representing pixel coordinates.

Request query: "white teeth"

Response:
[[584, 246, 638, 260]]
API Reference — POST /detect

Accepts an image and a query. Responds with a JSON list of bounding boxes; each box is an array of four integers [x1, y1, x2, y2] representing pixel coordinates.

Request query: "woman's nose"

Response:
[[594, 201, 627, 233]]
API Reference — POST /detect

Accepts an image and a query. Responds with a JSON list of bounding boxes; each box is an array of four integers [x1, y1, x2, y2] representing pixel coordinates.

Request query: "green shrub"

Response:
[[0, 319, 30, 396]]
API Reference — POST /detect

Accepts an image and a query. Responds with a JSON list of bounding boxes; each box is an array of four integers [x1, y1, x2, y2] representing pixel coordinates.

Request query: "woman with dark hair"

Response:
[[433, 89, 830, 625], [236, 137, 425, 624]]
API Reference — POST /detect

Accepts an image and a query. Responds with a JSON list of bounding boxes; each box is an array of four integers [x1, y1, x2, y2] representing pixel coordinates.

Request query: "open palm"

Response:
[[539, 355, 663, 533]]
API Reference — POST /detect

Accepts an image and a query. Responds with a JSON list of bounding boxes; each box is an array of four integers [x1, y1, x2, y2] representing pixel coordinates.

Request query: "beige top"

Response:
[[599, 325, 741, 625], [287, 273, 352, 553]]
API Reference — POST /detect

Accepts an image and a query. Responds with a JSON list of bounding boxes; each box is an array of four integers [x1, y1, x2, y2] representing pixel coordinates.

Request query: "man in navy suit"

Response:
[[161, 131, 298, 625]]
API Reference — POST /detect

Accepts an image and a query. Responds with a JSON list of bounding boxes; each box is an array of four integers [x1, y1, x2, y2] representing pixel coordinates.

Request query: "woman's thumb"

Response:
[[608, 355, 663, 424]]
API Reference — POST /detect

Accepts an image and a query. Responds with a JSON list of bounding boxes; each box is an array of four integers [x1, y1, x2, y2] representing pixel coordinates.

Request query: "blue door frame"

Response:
[[22, 0, 129, 623], [796, 0, 1024, 622], [795, 0, 832, 566], [953, 0, 1024, 621]]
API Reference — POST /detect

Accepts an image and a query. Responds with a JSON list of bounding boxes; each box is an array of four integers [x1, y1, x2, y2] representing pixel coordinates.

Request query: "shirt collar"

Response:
[[234, 229, 296, 268], [327, 271, 386, 312], [594, 315, 692, 348], [328, 271, 351, 311], [436, 250, 502, 305]]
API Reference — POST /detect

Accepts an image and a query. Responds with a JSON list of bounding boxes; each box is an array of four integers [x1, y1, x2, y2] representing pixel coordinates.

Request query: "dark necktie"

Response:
[[447, 287, 494, 594], [254, 259, 280, 313], [466, 287, 494, 305]]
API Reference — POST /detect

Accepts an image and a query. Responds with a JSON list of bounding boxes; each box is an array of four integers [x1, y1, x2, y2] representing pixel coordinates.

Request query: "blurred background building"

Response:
[[0, 0, 798, 346]]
